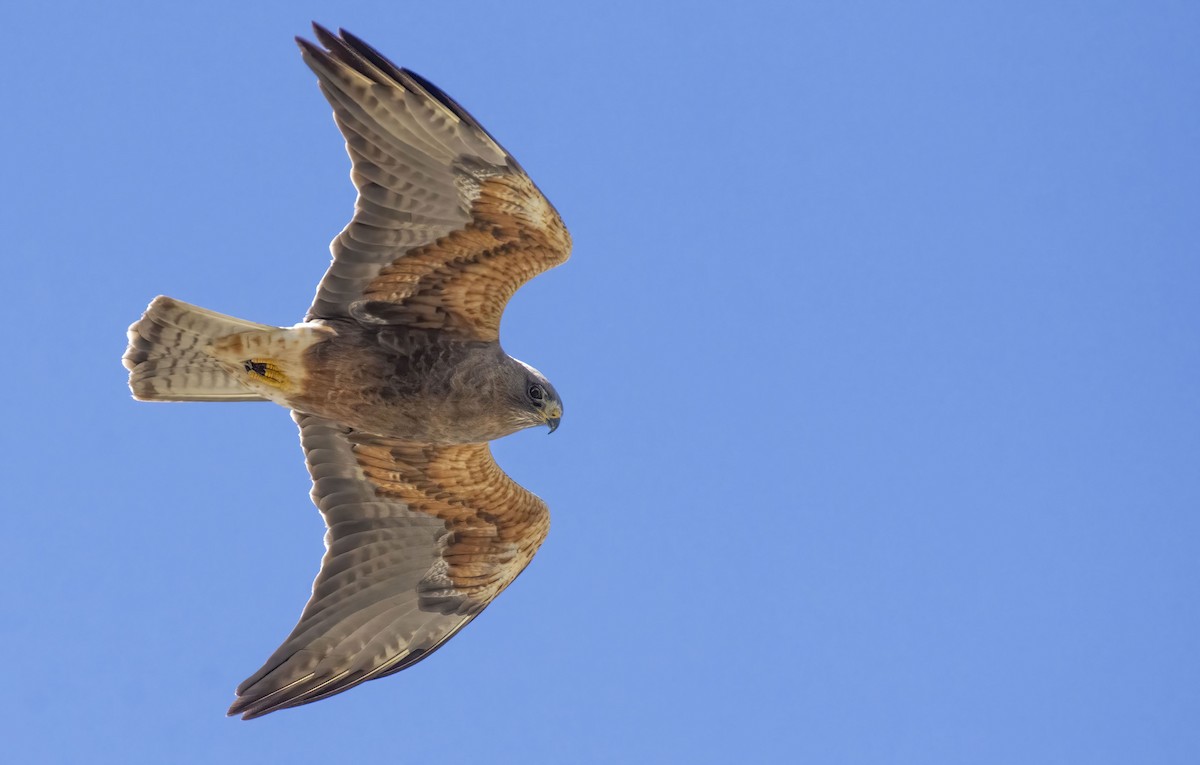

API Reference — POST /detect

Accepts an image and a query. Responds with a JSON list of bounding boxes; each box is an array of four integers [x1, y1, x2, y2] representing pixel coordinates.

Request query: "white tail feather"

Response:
[[123, 296, 273, 402]]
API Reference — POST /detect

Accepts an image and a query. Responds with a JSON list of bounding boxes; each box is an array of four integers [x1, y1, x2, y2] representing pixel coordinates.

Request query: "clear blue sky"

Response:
[[4, 1, 1198, 762]]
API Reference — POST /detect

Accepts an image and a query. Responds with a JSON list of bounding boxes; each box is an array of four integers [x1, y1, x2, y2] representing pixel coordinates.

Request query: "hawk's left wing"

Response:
[[228, 413, 549, 719]]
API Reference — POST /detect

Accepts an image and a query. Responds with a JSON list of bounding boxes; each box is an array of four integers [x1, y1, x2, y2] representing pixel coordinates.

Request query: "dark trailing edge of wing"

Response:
[[230, 623, 473, 719]]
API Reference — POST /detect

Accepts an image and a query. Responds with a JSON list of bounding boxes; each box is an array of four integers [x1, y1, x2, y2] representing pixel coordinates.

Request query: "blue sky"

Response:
[[4, 1, 1198, 762]]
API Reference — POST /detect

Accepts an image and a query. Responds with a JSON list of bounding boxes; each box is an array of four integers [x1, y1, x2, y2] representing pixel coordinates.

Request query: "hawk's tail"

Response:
[[123, 296, 273, 402]]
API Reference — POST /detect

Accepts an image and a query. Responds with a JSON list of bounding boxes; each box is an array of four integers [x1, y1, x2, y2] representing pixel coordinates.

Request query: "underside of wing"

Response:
[[297, 25, 572, 340], [227, 412, 550, 719]]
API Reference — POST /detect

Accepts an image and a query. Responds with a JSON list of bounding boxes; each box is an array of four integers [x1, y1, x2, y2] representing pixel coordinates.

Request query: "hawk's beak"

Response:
[[545, 402, 562, 434]]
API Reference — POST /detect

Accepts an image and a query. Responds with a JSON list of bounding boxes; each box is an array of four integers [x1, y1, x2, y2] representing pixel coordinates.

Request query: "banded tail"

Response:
[[123, 296, 275, 402]]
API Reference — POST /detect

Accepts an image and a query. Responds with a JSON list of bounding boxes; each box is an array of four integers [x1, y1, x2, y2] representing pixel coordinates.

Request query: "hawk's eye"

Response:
[[528, 384, 544, 402]]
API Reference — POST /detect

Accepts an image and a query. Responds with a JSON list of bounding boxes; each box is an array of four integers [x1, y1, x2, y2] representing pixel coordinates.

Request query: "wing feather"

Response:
[[227, 412, 549, 719], [297, 24, 571, 339]]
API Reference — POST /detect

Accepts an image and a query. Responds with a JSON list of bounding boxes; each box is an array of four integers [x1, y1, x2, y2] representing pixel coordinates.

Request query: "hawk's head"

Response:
[[509, 360, 563, 434]]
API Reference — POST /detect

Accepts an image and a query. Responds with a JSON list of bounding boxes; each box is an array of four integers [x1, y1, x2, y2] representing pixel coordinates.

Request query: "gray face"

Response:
[[511, 360, 563, 433]]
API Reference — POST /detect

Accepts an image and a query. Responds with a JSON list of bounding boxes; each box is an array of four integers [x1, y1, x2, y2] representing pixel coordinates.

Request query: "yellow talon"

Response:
[[244, 359, 290, 389]]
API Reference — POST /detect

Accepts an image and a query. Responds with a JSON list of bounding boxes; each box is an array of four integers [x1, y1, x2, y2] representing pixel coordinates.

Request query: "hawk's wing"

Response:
[[298, 25, 571, 341], [228, 412, 550, 719]]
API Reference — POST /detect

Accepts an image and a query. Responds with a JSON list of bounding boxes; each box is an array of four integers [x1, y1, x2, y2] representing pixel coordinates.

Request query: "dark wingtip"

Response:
[[296, 22, 337, 57], [337, 27, 378, 57], [311, 21, 334, 40], [401, 66, 525, 174], [227, 694, 271, 721], [294, 34, 321, 59], [311, 22, 340, 49], [337, 27, 409, 83]]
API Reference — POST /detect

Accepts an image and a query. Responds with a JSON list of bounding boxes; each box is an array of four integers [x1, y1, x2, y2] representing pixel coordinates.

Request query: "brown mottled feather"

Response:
[[229, 413, 549, 719], [353, 435, 548, 601], [298, 24, 571, 340]]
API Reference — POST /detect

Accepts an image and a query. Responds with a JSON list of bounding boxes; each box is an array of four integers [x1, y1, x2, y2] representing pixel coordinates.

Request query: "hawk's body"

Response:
[[295, 323, 519, 442], [204, 317, 543, 443], [122, 25, 570, 719]]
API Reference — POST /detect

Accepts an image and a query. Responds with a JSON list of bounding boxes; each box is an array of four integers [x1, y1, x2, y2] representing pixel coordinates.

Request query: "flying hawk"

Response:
[[122, 24, 571, 719]]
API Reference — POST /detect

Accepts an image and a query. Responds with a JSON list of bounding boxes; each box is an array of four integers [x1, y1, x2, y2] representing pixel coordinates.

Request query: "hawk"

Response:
[[122, 24, 571, 719]]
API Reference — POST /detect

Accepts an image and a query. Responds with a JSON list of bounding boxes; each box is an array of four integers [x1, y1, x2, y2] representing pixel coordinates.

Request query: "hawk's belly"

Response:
[[287, 326, 518, 443]]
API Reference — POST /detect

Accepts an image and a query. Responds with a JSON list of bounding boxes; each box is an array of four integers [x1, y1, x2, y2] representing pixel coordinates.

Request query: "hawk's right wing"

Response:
[[298, 25, 571, 342]]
